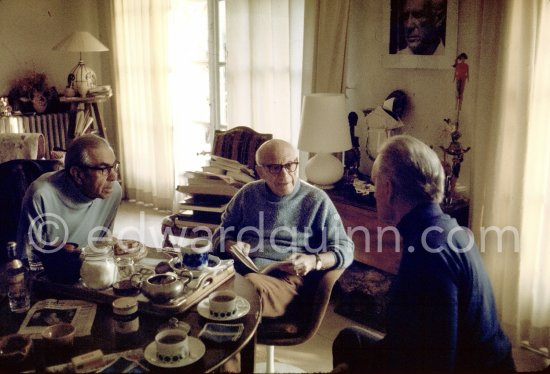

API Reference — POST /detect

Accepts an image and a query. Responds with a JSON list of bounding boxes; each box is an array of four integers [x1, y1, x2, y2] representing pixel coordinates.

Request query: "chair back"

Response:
[[211, 126, 272, 171], [258, 268, 345, 346], [0, 159, 63, 262]]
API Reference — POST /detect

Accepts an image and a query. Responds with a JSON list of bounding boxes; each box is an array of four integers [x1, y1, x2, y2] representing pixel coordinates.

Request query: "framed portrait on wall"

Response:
[[382, 0, 458, 69]]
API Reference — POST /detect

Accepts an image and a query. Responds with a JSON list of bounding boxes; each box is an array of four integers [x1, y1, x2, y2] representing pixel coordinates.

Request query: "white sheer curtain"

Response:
[[112, 0, 210, 210], [225, 0, 305, 145], [112, 0, 175, 210], [472, 0, 550, 354]]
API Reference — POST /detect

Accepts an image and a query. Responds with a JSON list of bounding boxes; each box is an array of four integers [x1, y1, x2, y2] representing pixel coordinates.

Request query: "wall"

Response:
[[345, 0, 485, 197], [0, 0, 486, 197], [0, 0, 116, 154]]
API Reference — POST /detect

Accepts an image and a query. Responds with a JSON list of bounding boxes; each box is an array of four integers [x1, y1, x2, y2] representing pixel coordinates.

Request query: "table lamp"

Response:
[[298, 93, 352, 189], [52, 31, 109, 97]]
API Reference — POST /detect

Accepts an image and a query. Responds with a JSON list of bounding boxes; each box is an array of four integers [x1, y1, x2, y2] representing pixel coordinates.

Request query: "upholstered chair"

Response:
[[255, 268, 345, 373]]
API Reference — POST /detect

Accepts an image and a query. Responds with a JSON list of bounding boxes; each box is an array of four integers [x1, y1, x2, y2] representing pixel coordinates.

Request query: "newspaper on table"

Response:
[[18, 298, 97, 338]]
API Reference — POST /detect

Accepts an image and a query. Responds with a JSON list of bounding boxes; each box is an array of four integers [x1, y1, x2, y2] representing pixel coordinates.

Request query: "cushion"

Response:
[[0, 133, 45, 162], [50, 150, 66, 161]]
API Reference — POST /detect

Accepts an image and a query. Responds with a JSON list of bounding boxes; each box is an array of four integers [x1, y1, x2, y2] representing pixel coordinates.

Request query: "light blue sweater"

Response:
[[16, 169, 122, 258], [213, 180, 354, 269]]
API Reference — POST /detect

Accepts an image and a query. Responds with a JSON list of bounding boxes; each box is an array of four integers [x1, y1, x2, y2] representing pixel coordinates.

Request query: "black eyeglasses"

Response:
[[259, 162, 299, 175], [80, 161, 120, 176]]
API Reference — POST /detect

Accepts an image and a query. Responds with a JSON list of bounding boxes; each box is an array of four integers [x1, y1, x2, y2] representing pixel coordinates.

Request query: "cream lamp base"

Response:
[[304, 153, 344, 189], [71, 61, 97, 97]]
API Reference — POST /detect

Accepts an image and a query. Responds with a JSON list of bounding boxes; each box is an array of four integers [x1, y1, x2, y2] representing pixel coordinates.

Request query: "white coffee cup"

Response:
[[181, 239, 211, 270], [209, 290, 243, 319], [155, 329, 189, 363]]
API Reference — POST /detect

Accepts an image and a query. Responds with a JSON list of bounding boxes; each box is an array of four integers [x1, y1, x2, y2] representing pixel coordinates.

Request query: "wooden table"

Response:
[[0, 273, 261, 372], [59, 95, 111, 141], [327, 187, 470, 275]]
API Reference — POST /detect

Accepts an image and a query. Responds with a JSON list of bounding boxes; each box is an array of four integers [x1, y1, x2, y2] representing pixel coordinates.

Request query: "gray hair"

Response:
[[65, 134, 113, 169], [376, 135, 444, 204]]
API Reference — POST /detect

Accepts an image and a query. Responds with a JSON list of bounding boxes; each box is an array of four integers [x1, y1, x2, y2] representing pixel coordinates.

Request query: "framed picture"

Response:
[[382, 0, 458, 69]]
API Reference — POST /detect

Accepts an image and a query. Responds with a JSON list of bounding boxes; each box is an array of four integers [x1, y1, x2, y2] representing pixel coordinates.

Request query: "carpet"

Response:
[[333, 261, 395, 332]]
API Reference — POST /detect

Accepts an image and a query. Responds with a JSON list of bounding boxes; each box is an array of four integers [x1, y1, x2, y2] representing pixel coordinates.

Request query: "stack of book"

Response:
[[202, 155, 256, 184], [173, 156, 258, 232]]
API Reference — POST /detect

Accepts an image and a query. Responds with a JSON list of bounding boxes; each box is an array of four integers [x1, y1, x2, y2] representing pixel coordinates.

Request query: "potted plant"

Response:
[[8, 71, 59, 114]]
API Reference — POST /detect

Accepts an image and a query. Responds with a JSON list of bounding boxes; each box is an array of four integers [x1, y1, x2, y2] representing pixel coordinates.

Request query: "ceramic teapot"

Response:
[[130, 272, 191, 304]]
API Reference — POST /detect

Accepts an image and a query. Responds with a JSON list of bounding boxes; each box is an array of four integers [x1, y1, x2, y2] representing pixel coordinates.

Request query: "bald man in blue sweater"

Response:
[[213, 139, 353, 317]]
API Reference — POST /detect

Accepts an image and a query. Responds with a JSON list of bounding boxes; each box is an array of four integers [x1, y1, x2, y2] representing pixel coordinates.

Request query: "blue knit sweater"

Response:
[[213, 180, 354, 269]]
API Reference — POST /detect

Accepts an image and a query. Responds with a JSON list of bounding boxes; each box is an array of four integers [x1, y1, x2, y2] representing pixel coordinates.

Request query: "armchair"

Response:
[[210, 126, 273, 170], [256, 268, 345, 373]]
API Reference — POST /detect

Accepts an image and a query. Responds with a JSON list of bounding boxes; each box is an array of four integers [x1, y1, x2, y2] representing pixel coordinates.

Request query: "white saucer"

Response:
[[144, 336, 205, 368], [197, 296, 251, 321]]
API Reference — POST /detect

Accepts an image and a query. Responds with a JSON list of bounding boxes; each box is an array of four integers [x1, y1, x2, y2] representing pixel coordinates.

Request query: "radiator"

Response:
[[0, 113, 69, 159]]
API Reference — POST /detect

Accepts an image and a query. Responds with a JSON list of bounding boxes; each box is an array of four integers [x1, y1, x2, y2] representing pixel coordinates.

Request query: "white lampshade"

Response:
[[52, 31, 109, 97], [298, 93, 352, 188], [52, 31, 109, 53]]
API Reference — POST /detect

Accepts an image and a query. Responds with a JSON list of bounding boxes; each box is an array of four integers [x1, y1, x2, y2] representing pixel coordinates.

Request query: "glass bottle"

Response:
[[6, 242, 31, 313], [26, 243, 44, 272]]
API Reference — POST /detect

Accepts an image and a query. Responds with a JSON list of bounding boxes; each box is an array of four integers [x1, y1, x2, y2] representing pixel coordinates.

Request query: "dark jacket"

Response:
[[383, 203, 513, 371]]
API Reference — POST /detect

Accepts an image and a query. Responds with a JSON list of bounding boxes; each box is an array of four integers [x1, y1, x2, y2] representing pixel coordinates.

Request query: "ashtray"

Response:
[[0, 334, 32, 365]]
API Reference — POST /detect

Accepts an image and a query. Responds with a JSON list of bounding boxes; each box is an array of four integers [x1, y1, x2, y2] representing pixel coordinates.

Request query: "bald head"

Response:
[[255, 139, 297, 165], [255, 139, 299, 197]]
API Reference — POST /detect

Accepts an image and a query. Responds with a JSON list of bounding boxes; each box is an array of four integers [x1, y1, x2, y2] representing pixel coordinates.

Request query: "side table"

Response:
[[326, 188, 470, 275], [60, 94, 112, 141]]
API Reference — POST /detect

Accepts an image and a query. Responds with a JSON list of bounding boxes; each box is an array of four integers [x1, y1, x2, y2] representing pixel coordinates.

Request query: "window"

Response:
[[171, 0, 226, 182]]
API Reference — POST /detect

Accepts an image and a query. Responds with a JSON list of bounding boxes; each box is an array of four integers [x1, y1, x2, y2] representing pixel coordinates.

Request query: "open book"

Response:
[[229, 244, 293, 274]]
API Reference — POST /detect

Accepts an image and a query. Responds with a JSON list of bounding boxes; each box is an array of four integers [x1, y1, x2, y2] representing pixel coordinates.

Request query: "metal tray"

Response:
[[32, 247, 235, 316]]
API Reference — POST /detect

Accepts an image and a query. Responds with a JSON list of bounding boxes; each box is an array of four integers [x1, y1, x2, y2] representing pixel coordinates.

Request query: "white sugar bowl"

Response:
[[80, 246, 117, 290]]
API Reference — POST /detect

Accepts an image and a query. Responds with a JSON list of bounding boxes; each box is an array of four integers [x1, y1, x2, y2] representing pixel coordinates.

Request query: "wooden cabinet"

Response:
[[327, 189, 469, 275]]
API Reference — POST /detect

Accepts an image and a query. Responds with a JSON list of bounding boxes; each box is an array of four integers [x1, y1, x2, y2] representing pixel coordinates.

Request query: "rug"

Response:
[[333, 261, 395, 332]]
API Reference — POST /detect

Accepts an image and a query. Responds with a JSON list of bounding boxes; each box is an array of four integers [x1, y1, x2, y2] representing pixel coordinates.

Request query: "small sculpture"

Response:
[[440, 124, 470, 205], [64, 74, 76, 97], [453, 52, 469, 111], [344, 111, 361, 180]]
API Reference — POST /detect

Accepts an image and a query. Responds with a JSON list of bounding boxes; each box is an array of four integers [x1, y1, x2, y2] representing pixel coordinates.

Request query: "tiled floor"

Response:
[[114, 201, 549, 373]]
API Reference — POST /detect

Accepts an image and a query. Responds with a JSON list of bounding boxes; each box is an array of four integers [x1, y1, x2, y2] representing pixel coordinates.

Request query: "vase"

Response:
[[31, 92, 47, 114]]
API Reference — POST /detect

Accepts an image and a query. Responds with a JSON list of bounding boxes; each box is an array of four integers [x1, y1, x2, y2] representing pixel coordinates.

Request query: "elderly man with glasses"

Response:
[[16, 134, 122, 261], [213, 139, 353, 317]]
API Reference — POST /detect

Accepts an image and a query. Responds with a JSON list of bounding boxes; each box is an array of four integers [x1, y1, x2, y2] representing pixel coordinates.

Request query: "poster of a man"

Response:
[[389, 0, 448, 55]]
